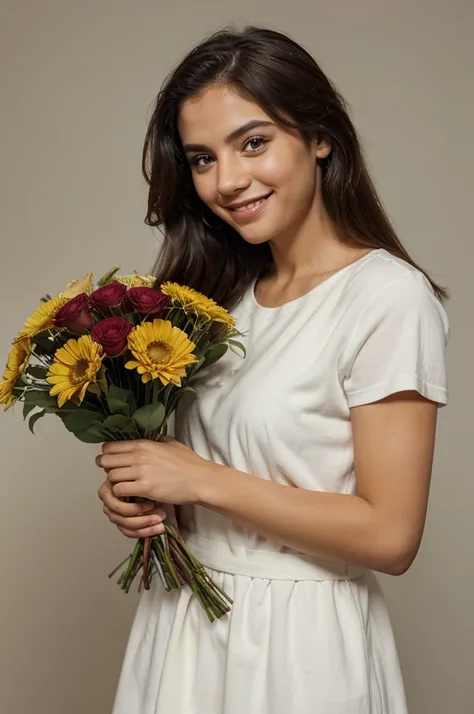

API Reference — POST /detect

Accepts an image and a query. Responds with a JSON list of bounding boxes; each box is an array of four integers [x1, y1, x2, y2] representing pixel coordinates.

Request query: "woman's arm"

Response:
[[199, 391, 438, 575], [100, 390, 439, 576]]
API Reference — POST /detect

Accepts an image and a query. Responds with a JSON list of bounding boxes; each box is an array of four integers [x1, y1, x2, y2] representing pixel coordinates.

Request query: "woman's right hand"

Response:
[[98, 476, 166, 539]]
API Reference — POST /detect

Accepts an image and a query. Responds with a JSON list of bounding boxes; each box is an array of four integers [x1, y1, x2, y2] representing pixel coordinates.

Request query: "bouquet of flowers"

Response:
[[0, 267, 245, 622]]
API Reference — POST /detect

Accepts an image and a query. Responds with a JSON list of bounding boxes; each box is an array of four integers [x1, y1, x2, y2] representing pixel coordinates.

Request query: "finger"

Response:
[[112, 481, 146, 499], [100, 491, 155, 516], [98, 478, 152, 512], [103, 507, 166, 530], [118, 522, 165, 539], [97, 479, 113, 501], [107, 467, 137, 484], [98, 478, 156, 517], [101, 440, 145, 454], [96, 452, 137, 470]]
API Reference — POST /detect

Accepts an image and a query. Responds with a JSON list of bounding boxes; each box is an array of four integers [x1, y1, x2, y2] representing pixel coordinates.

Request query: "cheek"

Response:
[[258, 146, 312, 189], [192, 173, 215, 205], [256, 151, 288, 185]]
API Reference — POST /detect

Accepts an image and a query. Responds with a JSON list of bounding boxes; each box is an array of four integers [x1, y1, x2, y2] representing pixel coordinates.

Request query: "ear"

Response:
[[314, 135, 332, 160]]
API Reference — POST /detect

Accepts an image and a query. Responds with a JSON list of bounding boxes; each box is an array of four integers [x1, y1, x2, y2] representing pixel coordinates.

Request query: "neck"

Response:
[[268, 200, 360, 282]]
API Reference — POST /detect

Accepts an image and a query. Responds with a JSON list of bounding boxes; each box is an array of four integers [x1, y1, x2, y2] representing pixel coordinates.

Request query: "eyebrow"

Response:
[[182, 119, 275, 154]]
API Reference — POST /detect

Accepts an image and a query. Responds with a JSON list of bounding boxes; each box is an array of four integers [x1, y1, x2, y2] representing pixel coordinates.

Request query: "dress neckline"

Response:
[[247, 249, 382, 312]]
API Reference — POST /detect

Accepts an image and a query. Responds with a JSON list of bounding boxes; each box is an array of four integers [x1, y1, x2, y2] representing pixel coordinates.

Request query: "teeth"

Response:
[[233, 197, 268, 212]]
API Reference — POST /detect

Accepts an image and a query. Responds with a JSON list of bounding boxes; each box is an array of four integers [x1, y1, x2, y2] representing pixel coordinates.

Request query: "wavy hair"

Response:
[[142, 25, 448, 306]]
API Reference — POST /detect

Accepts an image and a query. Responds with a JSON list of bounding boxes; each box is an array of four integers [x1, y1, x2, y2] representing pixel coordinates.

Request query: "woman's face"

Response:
[[178, 84, 331, 246]]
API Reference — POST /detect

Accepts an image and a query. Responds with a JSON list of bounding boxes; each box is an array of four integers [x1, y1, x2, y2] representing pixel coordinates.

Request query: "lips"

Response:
[[226, 192, 273, 211], [223, 192, 274, 223]]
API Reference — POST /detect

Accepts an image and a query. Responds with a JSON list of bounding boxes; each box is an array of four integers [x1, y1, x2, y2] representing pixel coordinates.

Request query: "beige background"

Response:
[[0, 1, 472, 712]]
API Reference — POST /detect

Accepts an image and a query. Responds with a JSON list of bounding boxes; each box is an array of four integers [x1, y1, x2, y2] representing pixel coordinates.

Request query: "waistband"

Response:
[[184, 532, 366, 582]]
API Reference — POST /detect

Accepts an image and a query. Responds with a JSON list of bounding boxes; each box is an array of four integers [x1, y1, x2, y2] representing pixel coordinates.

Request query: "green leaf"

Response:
[[63, 410, 104, 433], [28, 365, 49, 379], [202, 343, 228, 368], [96, 367, 109, 395], [29, 410, 46, 434], [103, 414, 133, 431], [87, 383, 102, 396], [32, 332, 57, 352], [23, 400, 37, 420], [228, 339, 246, 358], [73, 430, 105, 444], [107, 385, 136, 416], [132, 403, 166, 436], [23, 391, 58, 410], [107, 398, 129, 417], [87, 423, 117, 439], [54, 401, 82, 415], [97, 266, 120, 288], [109, 385, 135, 405]]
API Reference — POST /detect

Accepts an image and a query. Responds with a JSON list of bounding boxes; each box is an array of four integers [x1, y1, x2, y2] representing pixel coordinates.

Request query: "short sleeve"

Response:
[[342, 271, 449, 408]]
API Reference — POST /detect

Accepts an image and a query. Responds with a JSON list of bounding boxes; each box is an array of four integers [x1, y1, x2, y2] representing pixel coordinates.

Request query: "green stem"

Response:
[[120, 539, 142, 589], [108, 555, 130, 578]]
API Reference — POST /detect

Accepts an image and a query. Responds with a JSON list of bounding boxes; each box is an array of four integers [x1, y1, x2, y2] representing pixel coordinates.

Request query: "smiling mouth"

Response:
[[226, 192, 273, 213]]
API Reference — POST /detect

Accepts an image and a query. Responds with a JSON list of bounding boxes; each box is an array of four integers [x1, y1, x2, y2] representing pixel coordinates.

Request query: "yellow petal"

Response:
[[61, 272, 95, 299], [56, 388, 74, 408]]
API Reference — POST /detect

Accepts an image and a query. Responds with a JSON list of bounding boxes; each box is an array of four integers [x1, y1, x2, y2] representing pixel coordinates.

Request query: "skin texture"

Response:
[[97, 85, 440, 576]]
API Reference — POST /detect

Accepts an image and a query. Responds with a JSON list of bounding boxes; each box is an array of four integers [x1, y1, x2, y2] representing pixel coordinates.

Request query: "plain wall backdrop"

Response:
[[0, 1, 472, 712]]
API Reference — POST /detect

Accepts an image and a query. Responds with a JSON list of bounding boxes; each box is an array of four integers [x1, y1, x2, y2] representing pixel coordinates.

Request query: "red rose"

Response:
[[91, 317, 133, 356], [89, 282, 127, 309], [53, 293, 94, 333], [127, 287, 168, 315]]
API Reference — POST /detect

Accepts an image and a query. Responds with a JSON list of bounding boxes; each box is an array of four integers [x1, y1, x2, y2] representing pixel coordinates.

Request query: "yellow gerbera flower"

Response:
[[47, 335, 104, 408], [160, 282, 236, 327], [14, 295, 68, 344], [113, 271, 156, 288], [125, 319, 198, 386], [0, 339, 31, 411]]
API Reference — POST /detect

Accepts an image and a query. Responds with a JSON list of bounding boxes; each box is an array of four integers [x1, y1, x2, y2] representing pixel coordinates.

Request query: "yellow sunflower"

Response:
[[113, 271, 156, 288], [47, 335, 104, 408], [125, 319, 198, 386], [0, 339, 32, 411], [14, 295, 68, 344], [160, 282, 236, 327]]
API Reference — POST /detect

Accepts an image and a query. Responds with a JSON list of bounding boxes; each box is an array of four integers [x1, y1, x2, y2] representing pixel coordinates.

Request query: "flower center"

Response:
[[148, 341, 172, 364], [72, 359, 89, 383]]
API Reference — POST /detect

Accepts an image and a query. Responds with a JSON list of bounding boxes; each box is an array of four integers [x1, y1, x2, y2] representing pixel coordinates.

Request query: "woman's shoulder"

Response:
[[345, 248, 442, 307], [342, 248, 450, 344]]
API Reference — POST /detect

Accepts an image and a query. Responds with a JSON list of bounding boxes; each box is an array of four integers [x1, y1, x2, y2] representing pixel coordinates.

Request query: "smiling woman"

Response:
[[98, 25, 450, 714], [179, 96, 331, 236]]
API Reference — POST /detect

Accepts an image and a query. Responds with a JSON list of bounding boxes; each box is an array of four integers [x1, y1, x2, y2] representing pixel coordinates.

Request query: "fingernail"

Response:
[[156, 508, 167, 520]]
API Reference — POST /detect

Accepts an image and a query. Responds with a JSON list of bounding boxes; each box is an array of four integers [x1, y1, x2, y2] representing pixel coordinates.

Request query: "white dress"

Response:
[[112, 248, 449, 714]]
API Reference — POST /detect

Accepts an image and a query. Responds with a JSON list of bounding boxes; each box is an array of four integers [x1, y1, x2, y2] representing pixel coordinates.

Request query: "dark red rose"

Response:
[[53, 293, 94, 333], [89, 282, 127, 309], [91, 317, 133, 356], [126, 287, 168, 315]]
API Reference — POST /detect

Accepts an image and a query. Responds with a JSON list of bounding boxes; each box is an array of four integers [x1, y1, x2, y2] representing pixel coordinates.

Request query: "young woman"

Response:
[[97, 26, 449, 714]]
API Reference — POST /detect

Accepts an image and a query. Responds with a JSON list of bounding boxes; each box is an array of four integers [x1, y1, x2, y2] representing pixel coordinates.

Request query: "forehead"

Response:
[[178, 84, 272, 141]]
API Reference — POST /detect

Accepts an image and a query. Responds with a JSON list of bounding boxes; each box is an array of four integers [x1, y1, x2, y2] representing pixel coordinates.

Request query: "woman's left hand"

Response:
[[95, 438, 217, 505]]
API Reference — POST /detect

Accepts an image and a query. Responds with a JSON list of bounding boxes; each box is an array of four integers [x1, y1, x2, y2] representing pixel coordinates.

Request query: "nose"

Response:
[[216, 156, 252, 197]]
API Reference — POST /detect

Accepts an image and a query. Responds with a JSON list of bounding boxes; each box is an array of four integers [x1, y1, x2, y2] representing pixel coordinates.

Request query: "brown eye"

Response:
[[244, 137, 268, 152], [191, 154, 214, 169]]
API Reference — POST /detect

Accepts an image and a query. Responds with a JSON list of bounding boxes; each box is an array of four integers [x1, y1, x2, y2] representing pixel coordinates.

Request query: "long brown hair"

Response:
[[142, 25, 448, 305]]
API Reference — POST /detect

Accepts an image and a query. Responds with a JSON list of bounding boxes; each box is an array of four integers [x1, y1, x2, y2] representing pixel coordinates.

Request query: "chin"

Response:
[[237, 231, 272, 247]]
